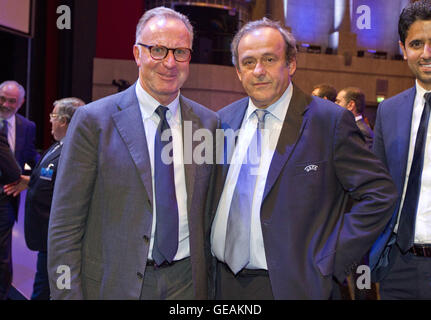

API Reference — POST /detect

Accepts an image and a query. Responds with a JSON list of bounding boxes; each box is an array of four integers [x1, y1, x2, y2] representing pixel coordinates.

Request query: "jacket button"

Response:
[[137, 272, 144, 280], [143, 235, 149, 244]]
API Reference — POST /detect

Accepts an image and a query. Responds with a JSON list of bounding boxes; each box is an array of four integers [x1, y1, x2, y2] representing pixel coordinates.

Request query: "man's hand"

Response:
[[3, 175, 30, 197]]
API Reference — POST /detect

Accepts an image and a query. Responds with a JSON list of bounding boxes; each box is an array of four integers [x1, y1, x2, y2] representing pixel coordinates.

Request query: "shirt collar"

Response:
[[245, 82, 293, 123], [415, 80, 431, 103], [135, 81, 180, 123], [4, 114, 15, 126], [355, 115, 363, 122]]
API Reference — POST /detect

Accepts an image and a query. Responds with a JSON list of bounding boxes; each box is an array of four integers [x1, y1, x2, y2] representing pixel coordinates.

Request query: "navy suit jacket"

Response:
[[211, 85, 397, 299], [0, 135, 21, 185], [15, 113, 40, 170], [370, 87, 416, 281], [25, 143, 62, 251]]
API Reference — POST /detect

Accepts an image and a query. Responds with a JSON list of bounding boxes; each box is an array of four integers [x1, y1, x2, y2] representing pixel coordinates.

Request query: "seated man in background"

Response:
[[5, 97, 85, 300]]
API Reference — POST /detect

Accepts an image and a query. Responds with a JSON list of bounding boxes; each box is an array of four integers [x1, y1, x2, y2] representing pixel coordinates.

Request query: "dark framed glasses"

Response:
[[137, 43, 192, 62]]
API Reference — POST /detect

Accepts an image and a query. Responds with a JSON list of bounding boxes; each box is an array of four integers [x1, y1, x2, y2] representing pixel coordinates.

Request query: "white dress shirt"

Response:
[[211, 83, 293, 270], [135, 82, 189, 261], [395, 81, 431, 244]]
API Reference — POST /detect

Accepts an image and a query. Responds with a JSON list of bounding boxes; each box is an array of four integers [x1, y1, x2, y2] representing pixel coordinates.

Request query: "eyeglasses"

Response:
[[137, 43, 192, 62], [0, 95, 17, 104], [49, 113, 61, 120]]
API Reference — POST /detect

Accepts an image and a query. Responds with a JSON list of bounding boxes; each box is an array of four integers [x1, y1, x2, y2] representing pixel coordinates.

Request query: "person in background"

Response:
[[5, 97, 85, 300], [336, 87, 374, 150], [311, 83, 337, 102], [0, 120, 21, 299], [0, 80, 39, 299]]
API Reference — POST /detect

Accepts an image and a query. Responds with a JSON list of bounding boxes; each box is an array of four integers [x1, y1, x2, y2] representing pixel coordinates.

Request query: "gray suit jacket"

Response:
[[47, 84, 218, 299]]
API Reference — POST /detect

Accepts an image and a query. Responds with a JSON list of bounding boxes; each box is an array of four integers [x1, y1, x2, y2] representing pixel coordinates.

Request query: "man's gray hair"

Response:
[[231, 17, 297, 68], [53, 97, 85, 124], [135, 6, 194, 47], [0, 80, 26, 103]]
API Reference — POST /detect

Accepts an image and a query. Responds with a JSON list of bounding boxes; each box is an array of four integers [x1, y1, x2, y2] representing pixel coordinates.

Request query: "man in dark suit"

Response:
[[5, 97, 85, 300], [336, 87, 374, 150], [0, 124, 21, 299], [370, 0, 431, 299], [210, 17, 397, 299], [47, 7, 218, 299], [0, 80, 39, 299], [0, 81, 40, 171]]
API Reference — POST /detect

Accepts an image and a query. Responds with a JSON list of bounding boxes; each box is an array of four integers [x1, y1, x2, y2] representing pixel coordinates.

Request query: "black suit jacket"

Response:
[[14, 113, 40, 170], [25, 142, 62, 251], [211, 85, 397, 299], [0, 135, 21, 186], [7, 114, 40, 219]]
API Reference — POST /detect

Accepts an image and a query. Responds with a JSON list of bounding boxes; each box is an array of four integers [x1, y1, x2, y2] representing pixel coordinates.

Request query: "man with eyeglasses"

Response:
[[5, 97, 84, 300], [0, 80, 39, 299], [47, 7, 218, 300]]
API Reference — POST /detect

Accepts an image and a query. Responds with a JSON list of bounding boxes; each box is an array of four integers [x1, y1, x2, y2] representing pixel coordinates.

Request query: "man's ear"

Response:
[[288, 59, 297, 76], [347, 100, 356, 113], [235, 66, 243, 82], [18, 98, 25, 109], [399, 40, 407, 60], [133, 45, 141, 67]]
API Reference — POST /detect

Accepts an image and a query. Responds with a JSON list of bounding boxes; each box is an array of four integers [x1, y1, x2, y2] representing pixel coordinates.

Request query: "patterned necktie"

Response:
[[397, 92, 431, 253], [0, 119, 8, 140], [152, 105, 179, 265], [224, 109, 268, 274]]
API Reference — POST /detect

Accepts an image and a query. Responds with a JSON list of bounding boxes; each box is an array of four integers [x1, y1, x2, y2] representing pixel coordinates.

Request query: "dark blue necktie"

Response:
[[397, 92, 431, 253], [224, 109, 268, 274], [152, 105, 179, 265], [0, 119, 8, 140]]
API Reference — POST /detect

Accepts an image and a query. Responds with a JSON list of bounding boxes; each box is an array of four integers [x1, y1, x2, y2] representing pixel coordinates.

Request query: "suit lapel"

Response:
[[395, 87, 416, 187], [262, 85, 310, 202], [180, 96, 200, 212], [112, 84, 153, 203], [14, 114, 24, 157]]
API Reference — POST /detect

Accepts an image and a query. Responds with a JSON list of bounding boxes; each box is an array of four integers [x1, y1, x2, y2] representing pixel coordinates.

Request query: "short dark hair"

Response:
[[312, 84, 337, 102], [342, 87, 366, 114], [231, 17, 297, 68], [399, 0, 431, 46]]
